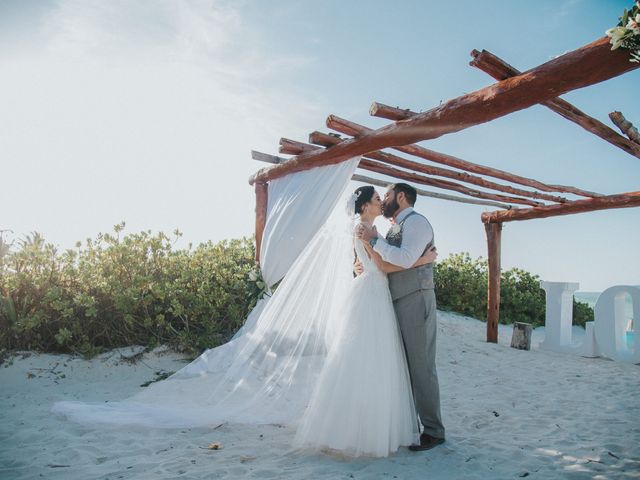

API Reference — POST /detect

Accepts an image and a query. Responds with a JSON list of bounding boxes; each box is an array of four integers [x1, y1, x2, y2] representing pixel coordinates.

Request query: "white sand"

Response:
[[1, 312, 639, 480]]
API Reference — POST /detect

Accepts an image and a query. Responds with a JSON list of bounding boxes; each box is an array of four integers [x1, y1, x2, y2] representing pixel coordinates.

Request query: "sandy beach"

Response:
[[1, 311, 639, 480]]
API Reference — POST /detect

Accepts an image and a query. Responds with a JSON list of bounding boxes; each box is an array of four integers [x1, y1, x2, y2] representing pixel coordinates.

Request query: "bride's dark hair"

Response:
[[354, 186, 375, 215]]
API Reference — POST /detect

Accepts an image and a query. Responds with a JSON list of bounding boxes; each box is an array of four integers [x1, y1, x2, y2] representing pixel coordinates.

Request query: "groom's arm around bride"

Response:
[[357, 191, 434, 270]]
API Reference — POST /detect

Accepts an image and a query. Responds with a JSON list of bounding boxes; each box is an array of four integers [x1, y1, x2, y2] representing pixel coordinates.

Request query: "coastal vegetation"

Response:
[[434, 252, 594, 328], [0, 225, 593, 356]]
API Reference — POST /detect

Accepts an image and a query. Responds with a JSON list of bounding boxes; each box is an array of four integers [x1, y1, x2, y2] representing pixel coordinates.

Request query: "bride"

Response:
[[294, 186, 436, 457], [53, 180, 436, 458]]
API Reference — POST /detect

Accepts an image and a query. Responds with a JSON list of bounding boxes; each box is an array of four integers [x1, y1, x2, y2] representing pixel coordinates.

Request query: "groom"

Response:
[[357, 183, 445, 451]]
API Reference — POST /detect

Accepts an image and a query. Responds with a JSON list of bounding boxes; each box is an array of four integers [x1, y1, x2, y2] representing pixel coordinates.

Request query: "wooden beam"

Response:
[[308, 130, 568, 203], [359, 159, 544, 207], [485, 222, 502, 343], [481, 191, 640, 223], [327, 115, 602, 198], [249, 36, 638, 185], [468, 49, 640, 159], [254, 182, 268, 264], [279, 138, 318, 154], [369, 103, 414, 120], [251, 151, 513, 209], [351, 173, 513, 209], [278, 138, 544, 206], [251, 150, 286, 164]]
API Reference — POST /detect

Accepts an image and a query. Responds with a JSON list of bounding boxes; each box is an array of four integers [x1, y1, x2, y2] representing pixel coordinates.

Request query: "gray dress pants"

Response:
[[394, 288, 445, 439]]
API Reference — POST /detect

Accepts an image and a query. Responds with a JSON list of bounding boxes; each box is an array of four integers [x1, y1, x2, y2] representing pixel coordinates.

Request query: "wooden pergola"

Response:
[[249, 36, 640, 343]]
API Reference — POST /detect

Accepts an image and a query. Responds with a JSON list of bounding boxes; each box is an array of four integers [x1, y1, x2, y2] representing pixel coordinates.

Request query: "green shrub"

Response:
[[0, 224, 262, 356], [433, 253, 487, 319], [0, 227, 594, 357], [572, 299, 595, 327], [434, 252, 593, 328]]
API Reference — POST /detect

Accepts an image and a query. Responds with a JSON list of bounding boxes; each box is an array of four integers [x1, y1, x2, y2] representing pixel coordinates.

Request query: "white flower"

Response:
[[389, 224, 401, 236], [626, 14, 640, 34], [606, 26, 630, 50], [248, 269, 258, 281], [345, 192, 359, 218]]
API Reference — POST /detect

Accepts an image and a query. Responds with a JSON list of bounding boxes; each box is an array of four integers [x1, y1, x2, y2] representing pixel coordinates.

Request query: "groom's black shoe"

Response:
[[408, 433, 445, 451]]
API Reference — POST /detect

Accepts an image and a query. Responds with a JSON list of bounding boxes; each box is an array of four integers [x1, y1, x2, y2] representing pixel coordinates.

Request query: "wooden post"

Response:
[[485, 222, 502, 343], [254, 182, 268, 264]]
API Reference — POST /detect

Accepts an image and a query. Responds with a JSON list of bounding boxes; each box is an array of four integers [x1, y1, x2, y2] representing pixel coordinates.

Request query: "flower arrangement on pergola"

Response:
[[249, 17, 640, 343]]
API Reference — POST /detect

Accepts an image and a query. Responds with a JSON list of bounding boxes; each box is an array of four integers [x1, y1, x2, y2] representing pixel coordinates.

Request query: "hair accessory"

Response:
[[345, 193, 358, 219]]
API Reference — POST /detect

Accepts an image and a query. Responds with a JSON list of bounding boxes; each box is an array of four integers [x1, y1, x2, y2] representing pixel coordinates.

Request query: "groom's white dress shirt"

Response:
[[373, 207, 434, 269]]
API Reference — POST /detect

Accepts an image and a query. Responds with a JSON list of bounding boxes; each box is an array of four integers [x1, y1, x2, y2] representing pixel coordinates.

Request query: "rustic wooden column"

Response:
[[254, 181, 268, 264], [485, 222, 502, 343]]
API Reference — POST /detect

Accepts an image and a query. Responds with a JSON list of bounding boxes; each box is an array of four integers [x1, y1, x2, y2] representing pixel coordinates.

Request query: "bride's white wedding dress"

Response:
[[294, 227, 418, 457], [52, 184, 417, 458]]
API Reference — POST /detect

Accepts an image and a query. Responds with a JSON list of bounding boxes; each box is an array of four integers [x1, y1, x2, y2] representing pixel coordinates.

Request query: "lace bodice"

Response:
[[354, 223, 384, 277]]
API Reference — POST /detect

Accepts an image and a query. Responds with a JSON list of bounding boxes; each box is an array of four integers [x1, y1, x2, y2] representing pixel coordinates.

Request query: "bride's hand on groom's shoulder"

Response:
[[355, 223, 377, 242]]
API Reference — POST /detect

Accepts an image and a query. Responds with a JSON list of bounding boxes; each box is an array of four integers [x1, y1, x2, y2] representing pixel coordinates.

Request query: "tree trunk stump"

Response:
[[511, 322, 532, 350]]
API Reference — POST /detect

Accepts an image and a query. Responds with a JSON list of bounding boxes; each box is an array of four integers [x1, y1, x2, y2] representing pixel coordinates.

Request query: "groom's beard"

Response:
[[382, 198, 399, 218]]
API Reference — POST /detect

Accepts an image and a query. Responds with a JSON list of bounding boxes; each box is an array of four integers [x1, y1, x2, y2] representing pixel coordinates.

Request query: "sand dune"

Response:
[[1, 312, 638, 479]]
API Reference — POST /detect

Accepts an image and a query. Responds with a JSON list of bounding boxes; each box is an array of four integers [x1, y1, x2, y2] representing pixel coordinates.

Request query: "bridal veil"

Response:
[[53, 157, 362, 428]]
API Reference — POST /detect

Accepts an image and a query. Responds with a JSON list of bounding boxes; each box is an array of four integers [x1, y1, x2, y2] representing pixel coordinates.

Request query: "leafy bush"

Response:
[[0, 224, 262, 356], [572, 300, 595, 328], [0, 226, 595, 356], [434, 252, 594, 328], [433, 253, 487, 319]]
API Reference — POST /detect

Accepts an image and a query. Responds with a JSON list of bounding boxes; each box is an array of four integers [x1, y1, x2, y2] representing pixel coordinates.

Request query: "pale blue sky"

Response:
[[0, 0, 638, 291]]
